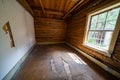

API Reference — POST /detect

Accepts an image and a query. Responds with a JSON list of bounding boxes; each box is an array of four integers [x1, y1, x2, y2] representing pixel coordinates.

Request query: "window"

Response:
[[84, 3, 120, 57]]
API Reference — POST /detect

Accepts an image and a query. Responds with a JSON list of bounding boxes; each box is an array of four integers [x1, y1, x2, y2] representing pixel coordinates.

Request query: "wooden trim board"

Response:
[[37, 41, 65, 45]]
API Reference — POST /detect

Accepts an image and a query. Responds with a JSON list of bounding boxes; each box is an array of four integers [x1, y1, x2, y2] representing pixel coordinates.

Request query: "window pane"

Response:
[[94, 32, 98, 45], [98, 12, 107, 22], [96, 32, 102, 39], [106, 8, 120, 21], [87, 31, 112, 49], [87, 31, 95, 44], [94, 32, 102, 46], [91, 15, 98, 23], [104, 21, 117, 30], [88, 31, 104, 46], [96, 22, 105, 30], [90, 23, 96, 30], [102, 32, 113, 49]]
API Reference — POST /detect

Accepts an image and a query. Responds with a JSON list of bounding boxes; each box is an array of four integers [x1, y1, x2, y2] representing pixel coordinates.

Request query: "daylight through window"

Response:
[[85, 6, 120, 55]]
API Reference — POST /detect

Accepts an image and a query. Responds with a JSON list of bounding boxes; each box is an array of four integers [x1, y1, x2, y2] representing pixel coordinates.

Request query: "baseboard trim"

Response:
[[37, 41, 65, 45], [3, 44, 35, 80], [65, 42, 120, 79]]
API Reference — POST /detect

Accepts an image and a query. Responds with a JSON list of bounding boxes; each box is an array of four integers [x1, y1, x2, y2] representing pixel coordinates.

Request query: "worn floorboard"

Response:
[[12, 44, 118, 80]]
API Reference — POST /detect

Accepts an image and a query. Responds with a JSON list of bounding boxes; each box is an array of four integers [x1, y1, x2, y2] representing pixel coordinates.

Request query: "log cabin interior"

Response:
[[0, 0, 120, 80]]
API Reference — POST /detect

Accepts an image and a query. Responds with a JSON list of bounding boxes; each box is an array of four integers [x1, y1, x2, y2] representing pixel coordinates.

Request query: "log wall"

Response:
[[66, 0, 120, 72], [34, 18, 66, 43]]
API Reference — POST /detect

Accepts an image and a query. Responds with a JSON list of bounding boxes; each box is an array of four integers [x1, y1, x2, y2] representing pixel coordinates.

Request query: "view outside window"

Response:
[[87, 7, 120, 50]]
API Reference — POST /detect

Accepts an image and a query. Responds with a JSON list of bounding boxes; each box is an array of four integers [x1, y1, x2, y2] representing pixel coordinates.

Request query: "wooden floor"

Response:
[[12, 44, 118, 80]]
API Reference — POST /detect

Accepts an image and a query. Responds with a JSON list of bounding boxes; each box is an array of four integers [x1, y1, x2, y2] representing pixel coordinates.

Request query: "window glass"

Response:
[[91, 15, 98, 23], [90, 23, 96, 30], [106, 8, 120, 21], [86, 7, 120, 51], [98, 12, 107, 22], [105, 21, 117, 30], [96, 22, 105, 30]]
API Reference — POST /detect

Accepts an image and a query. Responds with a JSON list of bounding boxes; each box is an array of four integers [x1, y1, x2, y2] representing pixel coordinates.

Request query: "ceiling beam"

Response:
[[39, 0, 45, 14], [74, 0, 101, 17], [32, 6, 65, 16], [73, 0, 89, 12], [17, 0, 33, 16], [45, 10, 64, 16], [63, 0, 84, 19], [35, 18, 64, 22]]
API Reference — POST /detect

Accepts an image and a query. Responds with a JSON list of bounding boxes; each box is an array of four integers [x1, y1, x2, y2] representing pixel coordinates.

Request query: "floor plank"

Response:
[[12, 44, 118, 80]]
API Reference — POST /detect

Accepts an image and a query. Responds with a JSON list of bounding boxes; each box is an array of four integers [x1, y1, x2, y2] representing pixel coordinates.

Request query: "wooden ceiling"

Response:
[[18, 0, 90, 19]]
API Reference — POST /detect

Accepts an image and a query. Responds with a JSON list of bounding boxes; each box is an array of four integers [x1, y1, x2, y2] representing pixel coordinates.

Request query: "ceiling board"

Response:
[[25, 0, 90, 19]]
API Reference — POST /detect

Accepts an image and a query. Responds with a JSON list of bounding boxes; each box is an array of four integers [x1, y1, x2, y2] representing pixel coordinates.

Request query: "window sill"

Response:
[[83, 44, 111, 57]]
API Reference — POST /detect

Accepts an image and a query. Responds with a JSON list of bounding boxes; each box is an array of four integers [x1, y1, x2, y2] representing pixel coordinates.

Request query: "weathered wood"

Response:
[[12, 44, 117, 80], [113, 32, 120, 63], [45, 10, 64, 16], [34, 18, 66, 43], [63, 0, 84, 19], [32, 7, 64, 16], [26, 0, 81, 19], [66, 0, 120, 73], [39, 0, 45, 15]]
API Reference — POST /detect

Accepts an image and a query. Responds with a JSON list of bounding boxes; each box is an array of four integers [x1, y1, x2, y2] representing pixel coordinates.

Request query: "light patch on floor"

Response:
[[50, 59, 57, 74], [12, 44, 117, 80], [68, 53, 86, 65], [63, 60, 72, 80]]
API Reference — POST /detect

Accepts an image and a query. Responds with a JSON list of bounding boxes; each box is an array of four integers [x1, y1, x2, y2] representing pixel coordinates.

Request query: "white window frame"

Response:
[[83, 2, 120, 57]]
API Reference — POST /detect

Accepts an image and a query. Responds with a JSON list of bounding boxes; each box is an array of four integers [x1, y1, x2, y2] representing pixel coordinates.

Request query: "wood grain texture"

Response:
[[26, 0, 83, 19], [35, 18, 66, 43], [12, 44, 118, 80], [66, 0, 120, 73], [26, 0, 92, 19], [113, 33, 120, 63], [63, 0, 84, 19]]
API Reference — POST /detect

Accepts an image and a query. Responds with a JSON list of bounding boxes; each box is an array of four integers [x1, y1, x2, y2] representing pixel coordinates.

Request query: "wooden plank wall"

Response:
[[113, 33, 120, 64], [66, 0, 120, 72], [34, 18, 66, 43]]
